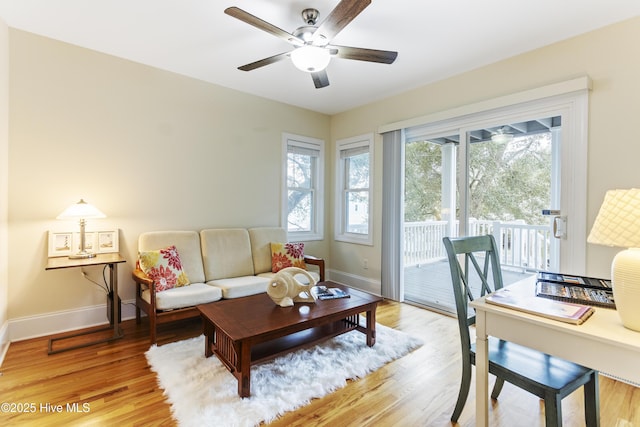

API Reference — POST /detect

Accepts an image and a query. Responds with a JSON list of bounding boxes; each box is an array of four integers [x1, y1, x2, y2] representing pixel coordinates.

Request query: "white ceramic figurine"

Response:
[[267, 267, 317, 307]]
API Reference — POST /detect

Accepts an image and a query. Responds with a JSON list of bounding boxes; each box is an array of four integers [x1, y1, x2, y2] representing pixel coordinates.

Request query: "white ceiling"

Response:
[[0, 0, 639, 115]]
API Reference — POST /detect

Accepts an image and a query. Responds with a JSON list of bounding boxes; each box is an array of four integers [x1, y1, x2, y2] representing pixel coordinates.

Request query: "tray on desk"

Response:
[[535, 280, 615, 309], [537, 271, 611, 289]]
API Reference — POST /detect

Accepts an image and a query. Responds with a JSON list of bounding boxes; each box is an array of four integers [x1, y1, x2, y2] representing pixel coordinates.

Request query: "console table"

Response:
[[471, 276, 640, 426], [45, 253, 126, 354]]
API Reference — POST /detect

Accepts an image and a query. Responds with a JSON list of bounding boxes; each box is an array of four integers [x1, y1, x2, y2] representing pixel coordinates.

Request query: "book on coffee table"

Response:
[[312, 285, 350, 300], [485, 287, 594, 325]]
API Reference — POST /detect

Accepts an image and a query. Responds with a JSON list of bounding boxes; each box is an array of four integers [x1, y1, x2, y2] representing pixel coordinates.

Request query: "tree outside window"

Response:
[[283, 134, 324, 240], [404, 133, 551, 225]]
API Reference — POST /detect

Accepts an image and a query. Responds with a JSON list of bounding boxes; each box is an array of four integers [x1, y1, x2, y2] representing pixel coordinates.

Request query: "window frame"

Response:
[[282, 133, 325, 241], [335, 133, 374, 245]]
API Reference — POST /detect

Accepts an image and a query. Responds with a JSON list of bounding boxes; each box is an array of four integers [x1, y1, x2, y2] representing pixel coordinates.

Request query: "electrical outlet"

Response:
[[363, 258, 368, 269]]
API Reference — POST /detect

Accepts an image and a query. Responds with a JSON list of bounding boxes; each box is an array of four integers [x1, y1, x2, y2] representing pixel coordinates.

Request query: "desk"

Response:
[[45, 253, 126, 354], [470, 277, 640, 427]]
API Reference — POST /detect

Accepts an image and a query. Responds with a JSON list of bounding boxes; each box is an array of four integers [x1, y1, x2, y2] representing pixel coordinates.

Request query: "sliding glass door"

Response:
[[403, 115, 565, 312], [381, 84, 589, 306]]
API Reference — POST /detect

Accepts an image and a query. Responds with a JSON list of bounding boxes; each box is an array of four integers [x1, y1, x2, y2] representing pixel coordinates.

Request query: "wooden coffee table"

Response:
[[197, 281, 382, 397]]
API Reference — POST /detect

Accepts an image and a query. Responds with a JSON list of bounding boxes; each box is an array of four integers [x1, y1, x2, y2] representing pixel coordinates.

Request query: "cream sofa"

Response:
[[133, 227, 325, 343]]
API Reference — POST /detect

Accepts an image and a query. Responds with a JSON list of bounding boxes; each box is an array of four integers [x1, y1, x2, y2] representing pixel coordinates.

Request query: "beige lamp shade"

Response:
[[588, 188, 640, 331]]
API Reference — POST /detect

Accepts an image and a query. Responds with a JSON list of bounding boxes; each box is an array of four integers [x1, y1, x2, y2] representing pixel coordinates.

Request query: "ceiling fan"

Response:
[[224, 0, 398, 89]]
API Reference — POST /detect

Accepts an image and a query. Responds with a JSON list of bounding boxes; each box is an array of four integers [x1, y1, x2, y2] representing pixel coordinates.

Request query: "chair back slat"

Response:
[[443, 235, 504, 352]]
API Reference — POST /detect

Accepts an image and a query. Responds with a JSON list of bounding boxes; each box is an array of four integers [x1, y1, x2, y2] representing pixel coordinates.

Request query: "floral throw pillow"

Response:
[[271, 242, 306, 273], [138, 245, 190, 293]]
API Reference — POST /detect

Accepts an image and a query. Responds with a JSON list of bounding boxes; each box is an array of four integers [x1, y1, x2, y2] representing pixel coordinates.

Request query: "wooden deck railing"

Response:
[[404, 220, 551, 271]]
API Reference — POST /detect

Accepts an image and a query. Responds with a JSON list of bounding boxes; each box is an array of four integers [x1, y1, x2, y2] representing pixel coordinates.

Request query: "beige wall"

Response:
[[0, 18, 8, 344], [8, 30, 330, 321], [330, 16, 640, 287], [6, 16, 640, 333]]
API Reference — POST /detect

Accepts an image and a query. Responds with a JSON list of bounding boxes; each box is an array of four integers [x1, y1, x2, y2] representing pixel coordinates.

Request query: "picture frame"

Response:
[[96, 229, 119, 254], [48, 231, 74, 257], [47, 228, 119, 257]]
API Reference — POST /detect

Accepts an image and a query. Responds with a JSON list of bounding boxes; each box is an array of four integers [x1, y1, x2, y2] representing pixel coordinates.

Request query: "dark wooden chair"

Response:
[[443, 235, 599, 426]]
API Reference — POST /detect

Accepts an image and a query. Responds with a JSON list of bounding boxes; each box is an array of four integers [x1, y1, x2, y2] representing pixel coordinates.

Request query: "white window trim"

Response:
[[282, 133, 324, 241], [335, 133, 374, 245]]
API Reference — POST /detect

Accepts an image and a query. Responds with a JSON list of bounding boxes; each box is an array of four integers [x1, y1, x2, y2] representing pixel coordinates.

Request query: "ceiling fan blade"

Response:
[[225, 7, 302, 46], [311, 70, 330, 89], [312, 0, 371, 43], [332, 45, 398, 64], [238, 52, 290, 71]]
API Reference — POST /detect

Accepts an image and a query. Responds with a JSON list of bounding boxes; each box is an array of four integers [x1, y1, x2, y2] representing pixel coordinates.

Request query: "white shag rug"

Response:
[[146, 323, 423, 427]]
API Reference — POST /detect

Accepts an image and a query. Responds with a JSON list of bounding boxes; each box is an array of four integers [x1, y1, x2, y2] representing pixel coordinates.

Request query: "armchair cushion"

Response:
[[200, 228, 255, 280], [270, 242, 306, 272], [256, 269, 320, 285], [206, 275, 271, 299], [138, 245, 190, 292], [141, 282, 222, 311], [248, 227, 287, 275], [138, 231, 206, 283]]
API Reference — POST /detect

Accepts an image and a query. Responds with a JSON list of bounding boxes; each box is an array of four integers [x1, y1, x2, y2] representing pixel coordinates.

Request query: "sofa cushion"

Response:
[[138, 231, 206, 284], [138, 245, 190, 292], [200, 228, 255, 280], [142, 282, 222, 310], [271, 242, 306, 272], [256, 270, 320, 285], [206, 276, 270, 299], [248, 227, 287, 275]]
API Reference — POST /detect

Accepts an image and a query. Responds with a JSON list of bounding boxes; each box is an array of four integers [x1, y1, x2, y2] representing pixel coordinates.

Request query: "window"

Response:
[[283, 133, 324, 240], [335, 133, 373, 245]]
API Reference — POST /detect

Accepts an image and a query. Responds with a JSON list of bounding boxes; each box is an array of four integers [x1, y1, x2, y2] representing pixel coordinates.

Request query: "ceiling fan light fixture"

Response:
[[491, 127, 514, 144], [290, 45, 331, 73]]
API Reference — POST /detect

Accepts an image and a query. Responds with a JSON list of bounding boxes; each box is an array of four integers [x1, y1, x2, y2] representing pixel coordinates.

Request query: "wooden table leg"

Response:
[[366, 304, 377, 347], [203, 320, 214, 358], [238, 341, 252, 398]]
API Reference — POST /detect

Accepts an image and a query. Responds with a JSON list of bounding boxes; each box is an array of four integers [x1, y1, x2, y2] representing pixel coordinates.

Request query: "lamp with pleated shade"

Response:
[[588, 188, 640, 331]]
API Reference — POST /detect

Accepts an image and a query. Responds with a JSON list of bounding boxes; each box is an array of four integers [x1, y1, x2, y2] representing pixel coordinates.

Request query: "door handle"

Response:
[[553, 216, 567, 239]]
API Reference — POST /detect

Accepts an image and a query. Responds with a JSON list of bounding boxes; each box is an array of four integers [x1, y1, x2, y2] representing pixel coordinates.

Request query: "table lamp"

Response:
[[57, 199, 106, 259], [587, 188, 640, 331]]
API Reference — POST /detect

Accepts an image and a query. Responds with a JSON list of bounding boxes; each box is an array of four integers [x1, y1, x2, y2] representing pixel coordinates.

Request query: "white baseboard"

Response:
[[3, 272, 379, 349], [327, 269, 382, 296], [602, 372, 640, 388], [8, 299, 137, 342], [0, 320, 9, 366]]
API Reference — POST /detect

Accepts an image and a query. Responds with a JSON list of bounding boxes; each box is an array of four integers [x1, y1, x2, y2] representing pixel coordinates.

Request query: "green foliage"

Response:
[[405, 141, 443, 221], [470, 134, 551, 225], [405, 134, 551, 225]]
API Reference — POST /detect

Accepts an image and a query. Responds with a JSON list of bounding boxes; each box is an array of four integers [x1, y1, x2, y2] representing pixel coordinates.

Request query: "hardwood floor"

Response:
[[1, 301, 638, 426]]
